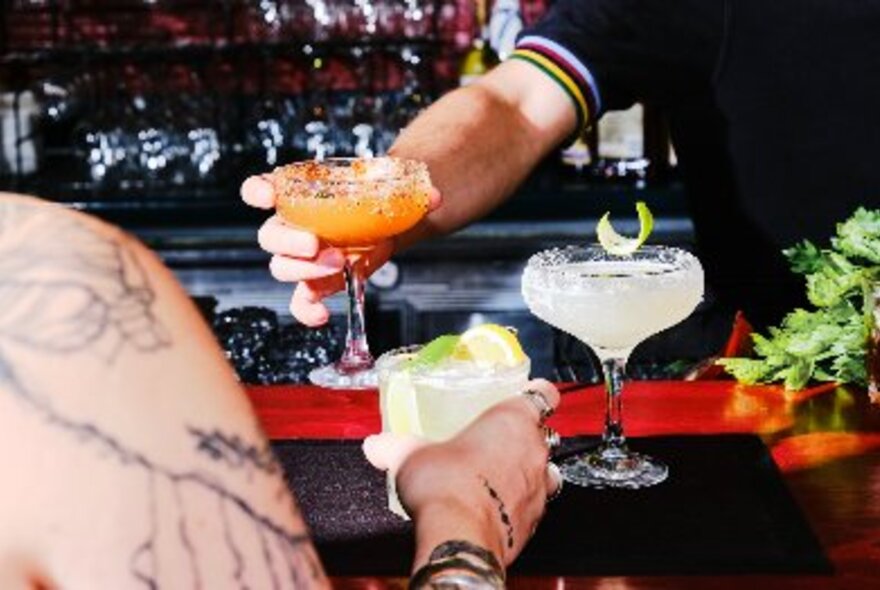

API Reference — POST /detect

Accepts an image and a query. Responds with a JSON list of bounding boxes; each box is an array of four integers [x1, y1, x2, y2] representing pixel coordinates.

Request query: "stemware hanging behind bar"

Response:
[[0, 0, 464, 213]]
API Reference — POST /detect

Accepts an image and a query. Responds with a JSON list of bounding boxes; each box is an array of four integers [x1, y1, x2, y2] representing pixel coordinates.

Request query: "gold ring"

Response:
[[522, 388, 554, 422]]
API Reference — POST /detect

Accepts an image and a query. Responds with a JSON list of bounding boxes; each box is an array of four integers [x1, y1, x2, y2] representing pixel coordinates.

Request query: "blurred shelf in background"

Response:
[[1, 0, 699, 383]]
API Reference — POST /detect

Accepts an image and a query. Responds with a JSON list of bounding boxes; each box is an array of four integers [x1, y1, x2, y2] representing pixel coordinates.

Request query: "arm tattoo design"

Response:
[[0, 201, 324, 588], [0, 200, 170, 361], [188, 425, 281, 479], [479, 476, 515, 551]]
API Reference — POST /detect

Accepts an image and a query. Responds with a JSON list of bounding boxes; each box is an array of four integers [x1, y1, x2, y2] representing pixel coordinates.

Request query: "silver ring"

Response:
[[542, 425, 561, 451], [546, 462, 563, 503], [522, 388, 554, 422]]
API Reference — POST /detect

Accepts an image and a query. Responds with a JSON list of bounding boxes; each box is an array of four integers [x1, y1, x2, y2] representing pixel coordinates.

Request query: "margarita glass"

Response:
[[376, 344, 531, 517], [272, 157, 431, 388], [522, 245, 703, 488]]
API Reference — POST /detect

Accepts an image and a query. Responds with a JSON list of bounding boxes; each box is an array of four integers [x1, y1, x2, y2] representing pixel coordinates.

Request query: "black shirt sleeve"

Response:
[[514, 0, 726, 119]]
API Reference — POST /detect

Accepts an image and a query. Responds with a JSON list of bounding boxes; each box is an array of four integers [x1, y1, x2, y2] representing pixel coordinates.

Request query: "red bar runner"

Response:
[[246, 381, 836, 441]]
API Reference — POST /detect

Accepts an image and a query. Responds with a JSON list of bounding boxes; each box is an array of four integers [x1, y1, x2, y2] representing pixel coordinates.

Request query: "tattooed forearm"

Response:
[[479, 476, 514, 551], [0, 199, 325, 588], [188, 425, 280, 478]]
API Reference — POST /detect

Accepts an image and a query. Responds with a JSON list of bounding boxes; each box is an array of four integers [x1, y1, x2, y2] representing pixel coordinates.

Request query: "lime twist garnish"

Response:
[[596, 201, 654, 256]]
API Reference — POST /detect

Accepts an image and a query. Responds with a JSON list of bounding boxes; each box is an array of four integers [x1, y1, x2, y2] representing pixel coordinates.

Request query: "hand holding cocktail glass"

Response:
[[364, 378, 562, 566], [373, 324, 535, 516], [241, 158, 441, 388], [241, 161, 441, 325]]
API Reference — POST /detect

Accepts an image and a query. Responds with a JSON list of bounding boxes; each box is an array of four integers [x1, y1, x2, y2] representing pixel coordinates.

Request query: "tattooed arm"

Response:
[[0, 193, 328, 589]]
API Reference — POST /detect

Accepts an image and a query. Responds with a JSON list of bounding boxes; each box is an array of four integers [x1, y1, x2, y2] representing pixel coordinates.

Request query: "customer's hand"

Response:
[[364, 379, 562, 569], [240, 174, 441, 326]]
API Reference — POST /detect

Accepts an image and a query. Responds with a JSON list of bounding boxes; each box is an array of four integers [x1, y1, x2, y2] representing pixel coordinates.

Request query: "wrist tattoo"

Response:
[[410, 540, 505, 589], [479, 476, 514, 551]]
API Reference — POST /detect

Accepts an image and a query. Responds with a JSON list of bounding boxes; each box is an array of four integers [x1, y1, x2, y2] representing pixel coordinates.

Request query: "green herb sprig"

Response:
[[718, 207, 880, 390]]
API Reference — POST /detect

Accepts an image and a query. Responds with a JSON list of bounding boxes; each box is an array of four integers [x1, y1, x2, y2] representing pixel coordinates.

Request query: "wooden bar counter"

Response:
[[247, 381, 880, 589]]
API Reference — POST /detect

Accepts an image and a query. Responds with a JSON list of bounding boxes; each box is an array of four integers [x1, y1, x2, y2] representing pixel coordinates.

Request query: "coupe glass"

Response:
[[522, 245, 704, 488], [272, 157, 432, 388]]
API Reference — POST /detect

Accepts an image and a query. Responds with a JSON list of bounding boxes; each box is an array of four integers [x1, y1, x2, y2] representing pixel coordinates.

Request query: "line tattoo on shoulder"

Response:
[[479, 475, 515, 550], [0, 201, 324, 588], [0, 200, 171, 361]]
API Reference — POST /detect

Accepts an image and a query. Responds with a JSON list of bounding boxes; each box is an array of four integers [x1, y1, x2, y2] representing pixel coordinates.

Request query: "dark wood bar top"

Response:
[[246, 381, 880, 589]]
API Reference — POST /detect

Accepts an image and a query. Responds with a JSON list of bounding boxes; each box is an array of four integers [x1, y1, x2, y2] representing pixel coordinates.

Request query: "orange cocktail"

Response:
[[272, 157, 432, 389], [273, 158, 431, 250]]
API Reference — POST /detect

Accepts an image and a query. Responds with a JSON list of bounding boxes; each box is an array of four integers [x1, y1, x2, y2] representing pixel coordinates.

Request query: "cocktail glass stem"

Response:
[[558, 351, 667, 489], [307, 253, 377, 388], [601, 357, 627, 449], [338, 256, 374, 373]]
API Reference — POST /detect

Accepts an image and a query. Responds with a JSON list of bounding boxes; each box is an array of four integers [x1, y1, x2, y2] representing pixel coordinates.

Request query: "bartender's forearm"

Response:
[[389, 60, 577, 249]]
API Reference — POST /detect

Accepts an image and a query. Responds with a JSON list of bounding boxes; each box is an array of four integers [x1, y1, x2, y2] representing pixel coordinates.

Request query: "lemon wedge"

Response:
[[455, 324, 527, 367], [385, 370, 422, 435], [596, 201, 654, 255]]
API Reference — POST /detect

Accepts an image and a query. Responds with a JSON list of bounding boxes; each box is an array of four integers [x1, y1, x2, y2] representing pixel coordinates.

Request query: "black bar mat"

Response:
[[272, 435, 832, 577]]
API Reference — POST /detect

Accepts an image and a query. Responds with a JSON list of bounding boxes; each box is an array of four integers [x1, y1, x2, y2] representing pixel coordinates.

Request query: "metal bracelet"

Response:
[[409, 557, 504, 589], [410, 540, 505, 589], [427, 540, 505, 574]]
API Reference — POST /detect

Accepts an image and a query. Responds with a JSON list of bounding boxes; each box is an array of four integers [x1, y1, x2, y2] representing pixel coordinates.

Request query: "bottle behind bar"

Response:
[[584, 102, 673, 185], [459, 0, 499, 87], [597, 103, 646, 182]]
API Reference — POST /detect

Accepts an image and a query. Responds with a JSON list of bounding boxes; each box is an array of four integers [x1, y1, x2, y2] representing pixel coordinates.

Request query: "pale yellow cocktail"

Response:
[[376, 325, 530, 517]]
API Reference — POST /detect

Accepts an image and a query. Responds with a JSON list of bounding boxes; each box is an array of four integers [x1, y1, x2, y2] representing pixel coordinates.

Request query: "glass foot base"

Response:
[[561, 447, 668, 489], [309, 363, 377, 389]]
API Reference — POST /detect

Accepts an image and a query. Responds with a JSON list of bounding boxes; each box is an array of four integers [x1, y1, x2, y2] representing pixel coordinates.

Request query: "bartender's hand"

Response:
[[240, 174, 441, 326], [363, 379, 562, 569]]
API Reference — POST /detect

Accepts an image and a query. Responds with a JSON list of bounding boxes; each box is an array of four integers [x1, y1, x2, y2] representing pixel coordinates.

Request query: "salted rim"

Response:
[[271, 157, 430, 187], [525, 244, 701, 276], [521, 244, 704, 297]]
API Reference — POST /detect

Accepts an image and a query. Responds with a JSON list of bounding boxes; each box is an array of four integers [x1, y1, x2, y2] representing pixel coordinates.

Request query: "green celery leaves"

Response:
[[718, 207, 878, 390]]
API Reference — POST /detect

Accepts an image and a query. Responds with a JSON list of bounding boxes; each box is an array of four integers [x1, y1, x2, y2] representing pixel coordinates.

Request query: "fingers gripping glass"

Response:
[[273, 158, 432, 388], [522, 245, 704, 488]]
